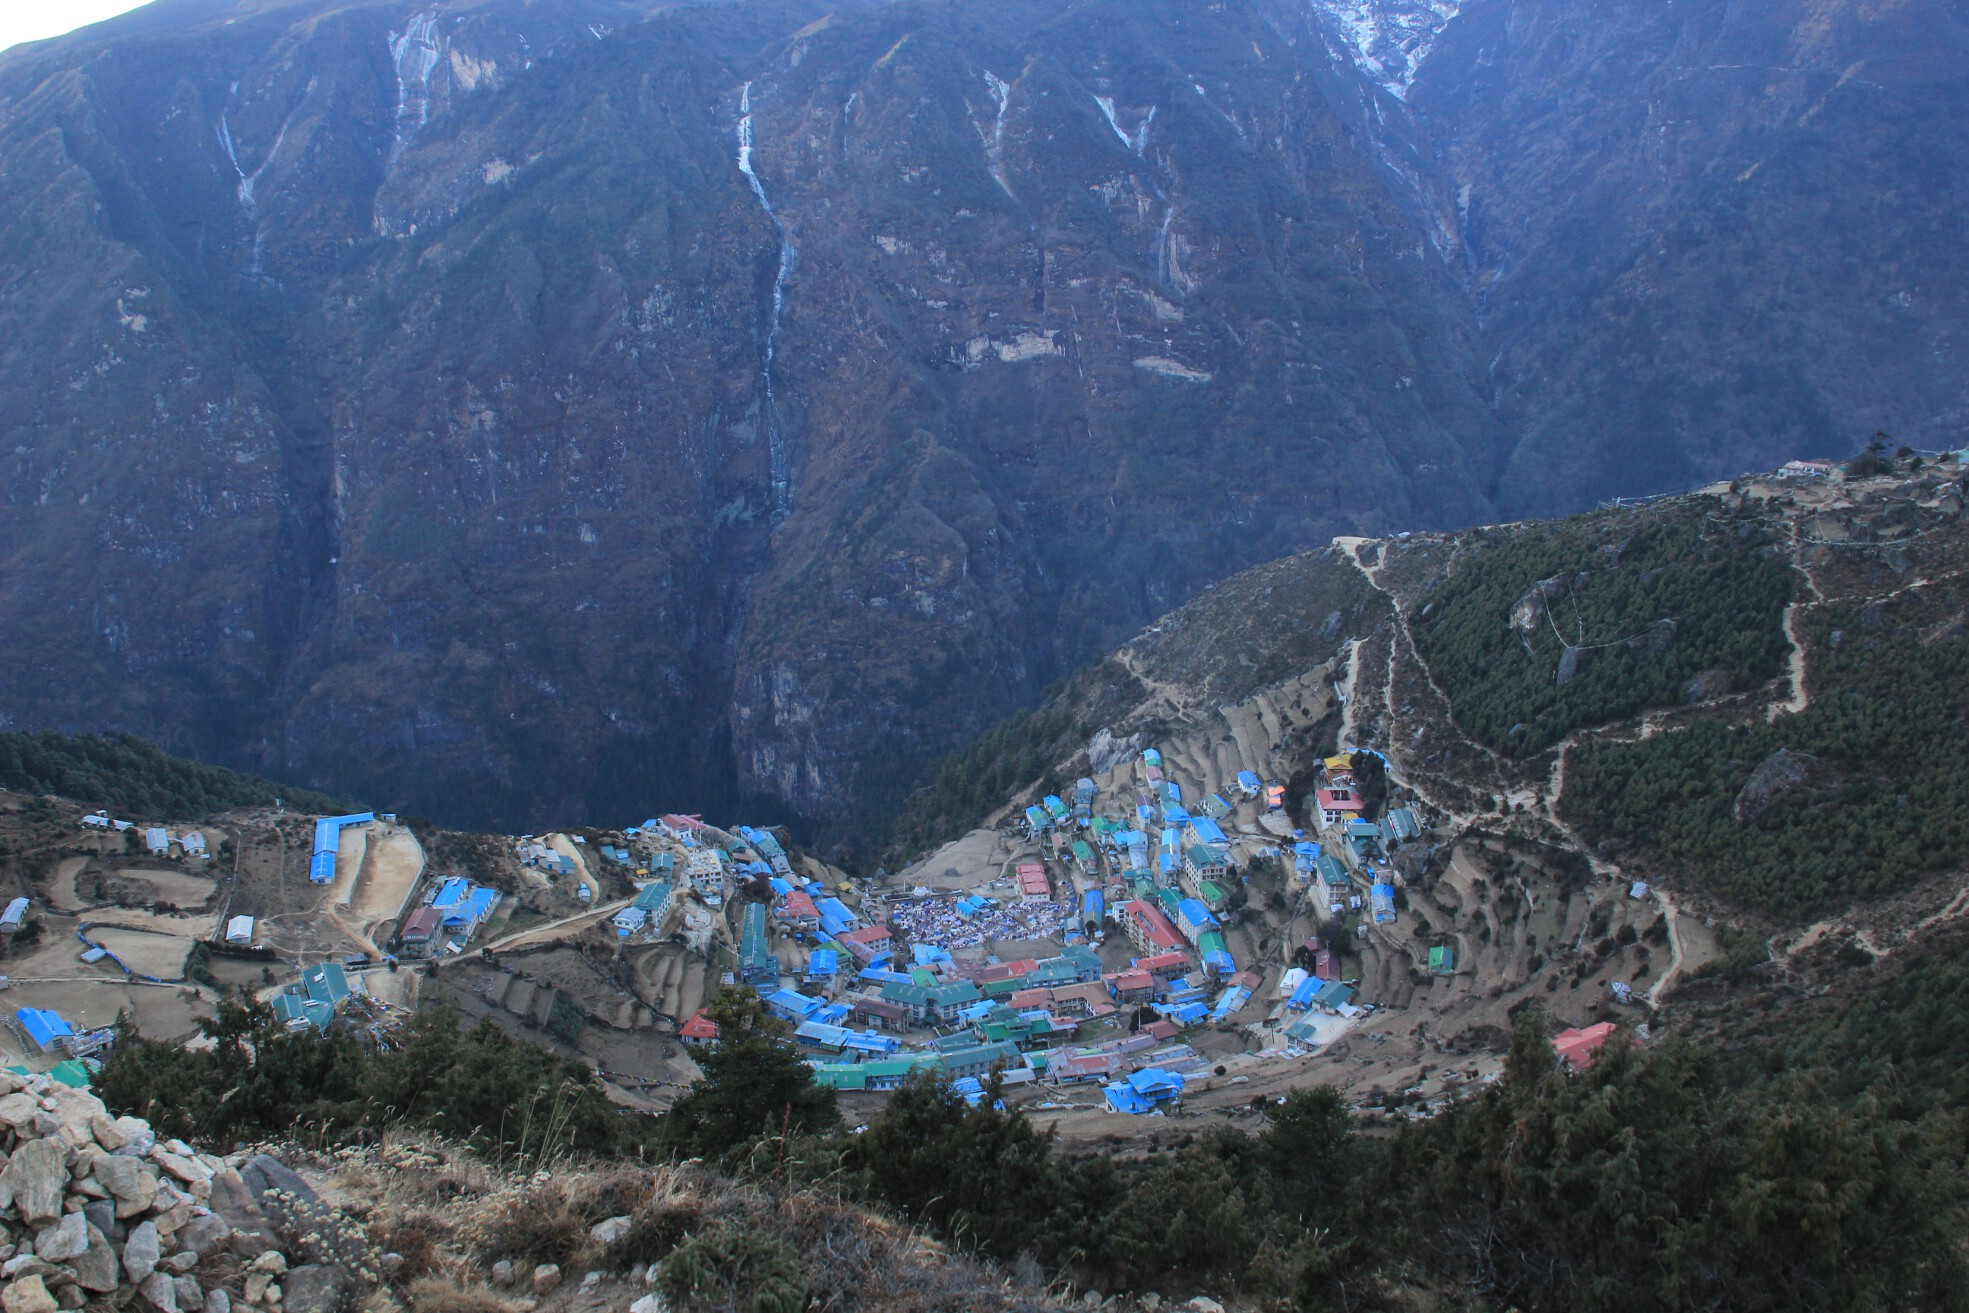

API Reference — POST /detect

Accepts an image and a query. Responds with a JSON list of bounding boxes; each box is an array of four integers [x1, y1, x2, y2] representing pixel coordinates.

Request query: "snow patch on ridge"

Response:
[[1308, 0, 1461, 99], [388, 11, 445, 163]]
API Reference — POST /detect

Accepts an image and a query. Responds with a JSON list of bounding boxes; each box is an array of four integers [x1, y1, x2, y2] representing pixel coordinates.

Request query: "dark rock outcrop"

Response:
[[1734, 747, 1826, 822]]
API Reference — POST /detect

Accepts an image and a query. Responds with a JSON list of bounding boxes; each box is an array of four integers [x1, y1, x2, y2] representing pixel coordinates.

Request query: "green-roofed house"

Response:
[[880, 979, 982, 1024], [1384, 808, 1423, 843], [941, 1040, 1027, 1080], [1428, 945, 1455, 975], [272, 993, 335, 1032], [1184, 845, 1231, 883], [739, 903, 779, 985], [48, 1060, 92, 1089], [863, 1055, 942, 1089], [809, 1054, 943, 1091], [301, 962, 353, 1008], [810, 1064, 868, 1091], [1197, 880, 1229, 911], [972, 1006, 1060, 1049], [1315, 855, 1352, 907]]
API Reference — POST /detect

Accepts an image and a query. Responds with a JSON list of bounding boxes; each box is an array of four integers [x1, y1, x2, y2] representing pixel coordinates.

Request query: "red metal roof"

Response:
[[1133, 950, 1193, 975], [1554, 1022, 1618, 1071], [776, 891, 819, 919], [1123, 901, 1186, 951], [680, 1012, 719, 1040]]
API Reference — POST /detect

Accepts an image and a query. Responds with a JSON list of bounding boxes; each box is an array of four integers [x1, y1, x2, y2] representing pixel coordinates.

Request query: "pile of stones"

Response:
[[0, 1072, 364, 1313]]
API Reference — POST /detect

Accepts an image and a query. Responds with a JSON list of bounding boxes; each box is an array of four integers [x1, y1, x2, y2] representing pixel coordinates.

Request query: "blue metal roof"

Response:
[[443, 888, 499, 925], [1176, 898, 1218, 928], [767, 989, 822, 1019], [16, 1008, 70, 1048], [1188, 817, 1228, 846]]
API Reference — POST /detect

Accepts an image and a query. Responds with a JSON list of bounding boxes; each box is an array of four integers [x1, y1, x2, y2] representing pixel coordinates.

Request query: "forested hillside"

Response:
[[1564, 519, 1969, 917], [0, 731, 349, 819], [1415, 505, 1794, 756]]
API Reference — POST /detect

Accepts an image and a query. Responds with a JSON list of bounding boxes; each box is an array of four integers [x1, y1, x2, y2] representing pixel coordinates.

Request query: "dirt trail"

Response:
[[1645, 891, 1687, 1005], [1334, 638, 1367, 753], [484, 900, 629, 952], [1771, 521, 1825, 721], [49, 857, 88, 912], [1115, 648, 1195, 718]]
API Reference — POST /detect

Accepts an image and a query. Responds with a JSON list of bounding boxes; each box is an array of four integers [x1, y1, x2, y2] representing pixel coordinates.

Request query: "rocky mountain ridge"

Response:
[[0, 0, 1961, 845]]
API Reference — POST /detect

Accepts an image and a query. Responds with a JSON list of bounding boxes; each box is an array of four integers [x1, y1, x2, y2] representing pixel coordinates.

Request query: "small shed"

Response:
[[225, 915, 255, 945]]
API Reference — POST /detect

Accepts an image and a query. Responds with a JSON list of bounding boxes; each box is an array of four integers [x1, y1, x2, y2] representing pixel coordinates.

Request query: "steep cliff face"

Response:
[[0, 0, 1500, 838], [0, 0, 1961, 845]]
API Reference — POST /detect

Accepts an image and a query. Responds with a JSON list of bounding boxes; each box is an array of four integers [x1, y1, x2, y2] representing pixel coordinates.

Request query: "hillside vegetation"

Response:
[[1566, 579, 1969, 917], [1416, 506, 1793, 756], [0, 731, 350, 819], [99, 986, 1969, 1313]]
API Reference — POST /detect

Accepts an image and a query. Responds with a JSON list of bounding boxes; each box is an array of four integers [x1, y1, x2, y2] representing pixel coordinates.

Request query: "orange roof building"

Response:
[[1553, 1022, 1617, 1071]]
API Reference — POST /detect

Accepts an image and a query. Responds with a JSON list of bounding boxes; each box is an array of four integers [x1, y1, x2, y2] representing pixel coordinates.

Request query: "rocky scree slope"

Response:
[[0, 0, 1963, 846]]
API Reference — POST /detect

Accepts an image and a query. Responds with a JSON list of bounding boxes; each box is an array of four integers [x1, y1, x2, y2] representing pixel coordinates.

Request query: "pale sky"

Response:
[[0, 0, 153, 55]]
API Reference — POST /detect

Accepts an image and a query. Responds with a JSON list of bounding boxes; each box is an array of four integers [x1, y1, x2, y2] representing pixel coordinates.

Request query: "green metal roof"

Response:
[[47, 1061, 91, 1090]]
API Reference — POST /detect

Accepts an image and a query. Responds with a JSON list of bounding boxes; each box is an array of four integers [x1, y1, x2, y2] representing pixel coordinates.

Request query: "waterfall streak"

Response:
[[737, 82, 795, 516]]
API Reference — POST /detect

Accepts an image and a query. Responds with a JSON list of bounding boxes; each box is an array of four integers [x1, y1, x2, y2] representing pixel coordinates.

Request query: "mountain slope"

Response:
[[0, 0, 1963, 843], [0, 0, 1501, 839], [1407, 0, 1969, 512]]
